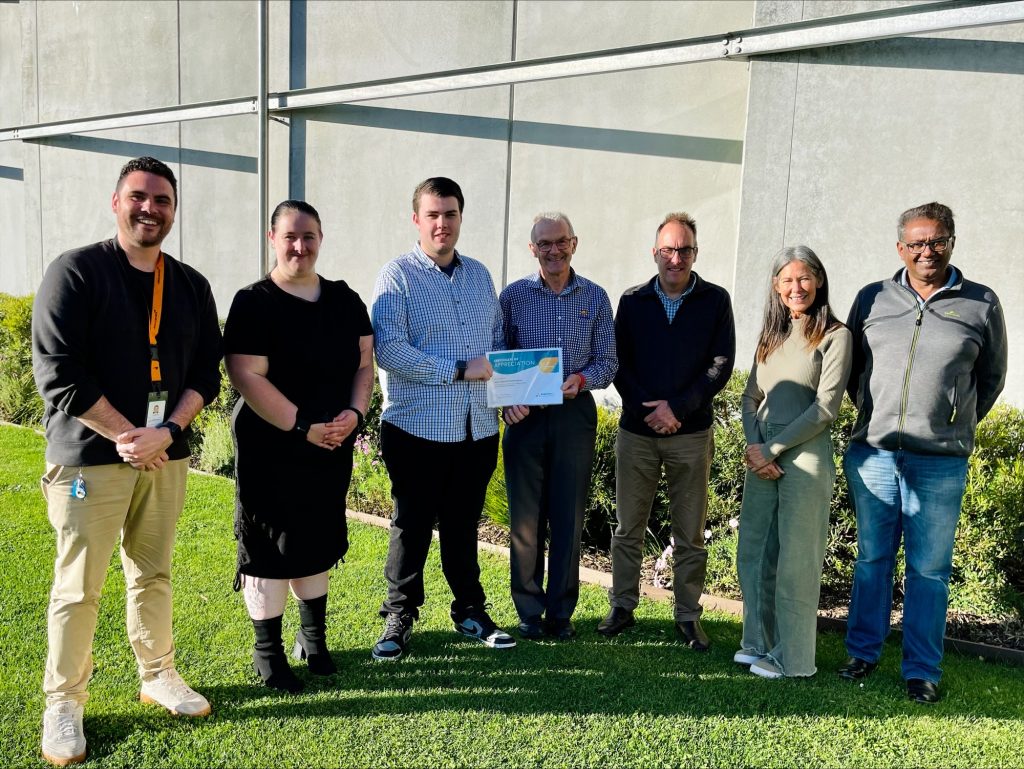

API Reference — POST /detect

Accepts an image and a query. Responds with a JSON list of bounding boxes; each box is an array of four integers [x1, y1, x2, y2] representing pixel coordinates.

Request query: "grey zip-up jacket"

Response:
[[846, 266, 1006, 457]]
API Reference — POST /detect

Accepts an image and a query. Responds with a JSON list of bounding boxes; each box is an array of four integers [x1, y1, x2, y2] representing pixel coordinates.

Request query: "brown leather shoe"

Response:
[[675, 619, 710, 651], [596, 607, 635, 637]]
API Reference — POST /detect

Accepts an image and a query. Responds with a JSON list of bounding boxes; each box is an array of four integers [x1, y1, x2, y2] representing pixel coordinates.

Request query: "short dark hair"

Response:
[[412, 177, 464, 214], [656, 211, 697, 240], [116, 157, 177, 206], [898, 201, 955, 240], [270, 199, 322, 231]]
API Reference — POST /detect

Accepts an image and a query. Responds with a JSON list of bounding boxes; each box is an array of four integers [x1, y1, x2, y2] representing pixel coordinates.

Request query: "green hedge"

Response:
[[3, 291, 1022, 618]]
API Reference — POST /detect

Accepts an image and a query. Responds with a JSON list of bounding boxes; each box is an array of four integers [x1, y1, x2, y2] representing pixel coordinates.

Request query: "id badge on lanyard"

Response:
[[145, 254, 169, 427]]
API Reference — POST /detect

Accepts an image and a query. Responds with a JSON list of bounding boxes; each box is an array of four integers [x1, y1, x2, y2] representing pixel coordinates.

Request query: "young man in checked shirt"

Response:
[[500, 212, 617, 640], [369, 177, 515, 660]]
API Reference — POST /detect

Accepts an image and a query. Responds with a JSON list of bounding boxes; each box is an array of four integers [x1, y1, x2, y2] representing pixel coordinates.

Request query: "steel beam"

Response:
[[272, 1, 1024, 111], [0, 98, 256, 142], [1, 0, 1022, 142]]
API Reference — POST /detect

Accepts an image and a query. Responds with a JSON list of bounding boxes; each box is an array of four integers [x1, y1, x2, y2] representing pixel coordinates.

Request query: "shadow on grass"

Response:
[[175, 621, 1024, 723]]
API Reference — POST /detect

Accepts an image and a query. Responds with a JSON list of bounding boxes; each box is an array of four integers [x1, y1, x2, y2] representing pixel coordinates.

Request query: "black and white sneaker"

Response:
[[372, 612, 414, 661], [452, 605, 516, 649]]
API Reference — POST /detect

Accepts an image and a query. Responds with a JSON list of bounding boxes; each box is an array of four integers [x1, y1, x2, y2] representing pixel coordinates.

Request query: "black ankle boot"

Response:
[[293, 594, 337, 676], [252, 615, 303, 693]]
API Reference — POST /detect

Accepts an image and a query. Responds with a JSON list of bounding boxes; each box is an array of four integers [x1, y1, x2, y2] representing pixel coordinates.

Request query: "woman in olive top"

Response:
[[735, 246, 852, 679]]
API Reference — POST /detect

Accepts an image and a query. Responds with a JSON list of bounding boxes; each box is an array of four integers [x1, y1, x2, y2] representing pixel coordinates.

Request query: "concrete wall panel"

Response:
[[299, 1, 514, 87], [736, 0, 1023, 404], [297, 87, 513, 304], [0, 1, 28, 294], [34, 0, 180, 122], [32, 126, 183, 270], [508, 0, 752, 301], [179, 0, 259, 103]]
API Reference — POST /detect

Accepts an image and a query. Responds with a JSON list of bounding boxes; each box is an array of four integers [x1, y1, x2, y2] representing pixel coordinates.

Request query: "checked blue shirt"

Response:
[[372, 245, 504, 443], [499, 269, 617, 390]]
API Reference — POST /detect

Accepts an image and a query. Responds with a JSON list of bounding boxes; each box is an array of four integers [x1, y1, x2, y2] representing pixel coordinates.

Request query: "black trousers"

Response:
[[379, 421, 499, 618], [503, 393, 597, 621]]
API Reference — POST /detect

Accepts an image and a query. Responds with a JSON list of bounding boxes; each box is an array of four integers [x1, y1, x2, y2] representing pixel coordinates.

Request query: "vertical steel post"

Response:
[[257, 0, 269, 278]]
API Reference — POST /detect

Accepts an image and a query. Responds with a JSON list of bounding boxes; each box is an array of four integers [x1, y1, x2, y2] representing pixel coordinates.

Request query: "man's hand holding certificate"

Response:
[[486, 348, 563, 408]]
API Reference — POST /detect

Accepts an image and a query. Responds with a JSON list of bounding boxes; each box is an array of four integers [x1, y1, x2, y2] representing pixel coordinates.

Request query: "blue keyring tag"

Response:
[[70, 472, 87, 500]]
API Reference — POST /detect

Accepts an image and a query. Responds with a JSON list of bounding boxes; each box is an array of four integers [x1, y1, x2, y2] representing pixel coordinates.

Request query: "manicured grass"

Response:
[[2, 423, 1023, 768]]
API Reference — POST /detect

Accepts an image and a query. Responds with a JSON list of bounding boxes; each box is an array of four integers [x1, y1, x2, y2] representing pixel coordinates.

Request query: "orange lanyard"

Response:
[[149, 254, 164, 384]]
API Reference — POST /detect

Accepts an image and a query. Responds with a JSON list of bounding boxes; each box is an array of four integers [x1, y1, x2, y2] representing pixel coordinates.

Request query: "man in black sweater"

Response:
[[32, 157, 222, 766], [597, 212, 735, 650]]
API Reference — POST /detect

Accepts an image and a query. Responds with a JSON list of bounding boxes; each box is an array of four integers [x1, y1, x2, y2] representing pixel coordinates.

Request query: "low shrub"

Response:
[[0, 294, 44, 425], [2, 292, 1022, 619], [196, 411, 236, 476]]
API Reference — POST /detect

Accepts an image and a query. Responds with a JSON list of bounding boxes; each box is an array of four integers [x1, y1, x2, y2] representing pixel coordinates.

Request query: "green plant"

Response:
[[0, 293, 44, 425], [482, 424, 510, 527], [196, 411, 236, 476]]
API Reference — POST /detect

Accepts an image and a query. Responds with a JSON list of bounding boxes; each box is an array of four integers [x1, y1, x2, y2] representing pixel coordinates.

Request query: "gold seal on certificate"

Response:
[[485, 348, 564, 407]]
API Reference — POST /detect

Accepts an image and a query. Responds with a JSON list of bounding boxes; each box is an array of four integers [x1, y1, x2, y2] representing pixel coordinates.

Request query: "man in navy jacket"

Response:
[[598, 211, 735, 650]]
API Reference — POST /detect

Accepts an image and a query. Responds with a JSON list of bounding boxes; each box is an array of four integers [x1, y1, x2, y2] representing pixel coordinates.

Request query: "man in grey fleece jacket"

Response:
[[837, 202, 1007, 704]]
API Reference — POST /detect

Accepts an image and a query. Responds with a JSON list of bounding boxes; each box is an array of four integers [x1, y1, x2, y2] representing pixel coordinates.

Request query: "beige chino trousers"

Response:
[[41, 460, 187, 705]]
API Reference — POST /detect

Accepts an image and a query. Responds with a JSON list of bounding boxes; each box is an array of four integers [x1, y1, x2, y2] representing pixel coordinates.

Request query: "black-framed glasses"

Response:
[[657, 246, 697, 259], [900, 236, 954, 254], [533, 237, 575, 252]]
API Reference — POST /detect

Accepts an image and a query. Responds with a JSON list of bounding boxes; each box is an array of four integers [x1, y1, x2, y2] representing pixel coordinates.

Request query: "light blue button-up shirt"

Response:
[[499, 269, 617, 390], [372, 244, 504, 442]]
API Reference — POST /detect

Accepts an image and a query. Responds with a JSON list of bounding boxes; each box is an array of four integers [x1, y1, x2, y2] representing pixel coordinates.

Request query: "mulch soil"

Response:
[[473, 518, 1024, 652]]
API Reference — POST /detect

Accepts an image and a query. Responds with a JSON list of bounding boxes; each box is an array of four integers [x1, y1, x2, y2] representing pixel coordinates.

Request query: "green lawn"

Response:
[[1, 423, 1022, 768]]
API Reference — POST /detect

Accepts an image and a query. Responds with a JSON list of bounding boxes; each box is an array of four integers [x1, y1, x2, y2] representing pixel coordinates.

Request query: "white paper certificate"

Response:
[[486, 348, 564, 408]]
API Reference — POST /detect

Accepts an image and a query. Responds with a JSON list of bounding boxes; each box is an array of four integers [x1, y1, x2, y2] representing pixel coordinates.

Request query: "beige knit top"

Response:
[[741, 317, 853, 461]]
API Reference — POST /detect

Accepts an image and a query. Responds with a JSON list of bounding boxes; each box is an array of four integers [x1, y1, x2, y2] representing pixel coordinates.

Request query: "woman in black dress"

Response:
[[224, 200, 373, 693]]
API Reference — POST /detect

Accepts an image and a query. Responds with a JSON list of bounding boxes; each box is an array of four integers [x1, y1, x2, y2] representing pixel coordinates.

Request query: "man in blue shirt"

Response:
[[370, 177, 515, 660], [500, 212, 617, 640]]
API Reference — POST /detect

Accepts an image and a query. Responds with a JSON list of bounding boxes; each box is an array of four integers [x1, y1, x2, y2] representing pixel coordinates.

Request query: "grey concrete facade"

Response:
[[1, 0, 1020, 404]]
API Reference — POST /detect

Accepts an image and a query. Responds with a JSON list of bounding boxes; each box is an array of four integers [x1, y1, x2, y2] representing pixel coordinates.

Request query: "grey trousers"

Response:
[[610, 427, 713, 621], [736, 426, 834, 677], [504, 393, 597, 621]]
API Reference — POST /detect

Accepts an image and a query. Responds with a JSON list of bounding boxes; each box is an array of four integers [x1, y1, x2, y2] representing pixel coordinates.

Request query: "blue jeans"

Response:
[[843, 442, 967, 683]]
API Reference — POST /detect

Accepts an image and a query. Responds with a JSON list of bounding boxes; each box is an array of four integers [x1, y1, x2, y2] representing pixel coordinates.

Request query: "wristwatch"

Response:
[[455, 360, 467, 381], [159, 420, 182, 442], [292, 416, 312, 436]]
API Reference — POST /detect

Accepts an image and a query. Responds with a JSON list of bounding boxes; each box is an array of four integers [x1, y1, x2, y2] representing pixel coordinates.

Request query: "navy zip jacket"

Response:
[[614, 273, 735, 437]]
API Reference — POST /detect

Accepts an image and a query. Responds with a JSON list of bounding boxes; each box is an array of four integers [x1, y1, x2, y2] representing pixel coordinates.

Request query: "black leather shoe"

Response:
[[517, 617, 545, 640], [545, 618, 576, 640], [596, 607, 636, 637], [675, 620, 711, 651], [837, 656, 878, 681], [907, 678, 940, 704]]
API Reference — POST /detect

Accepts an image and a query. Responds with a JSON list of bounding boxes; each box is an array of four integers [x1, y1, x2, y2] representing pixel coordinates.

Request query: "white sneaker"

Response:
[[140, 669, 211, 717], [750, 658, 785, 679], [41, 700, 86, 766], [733, 649, 766, 666]]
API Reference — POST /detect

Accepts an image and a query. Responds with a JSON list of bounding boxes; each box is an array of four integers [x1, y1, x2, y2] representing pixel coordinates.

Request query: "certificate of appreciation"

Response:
[[485, 348, 563, 408]]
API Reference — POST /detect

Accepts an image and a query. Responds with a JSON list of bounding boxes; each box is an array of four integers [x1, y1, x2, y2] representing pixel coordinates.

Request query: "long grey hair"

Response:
[[755, 245, 842, 364]]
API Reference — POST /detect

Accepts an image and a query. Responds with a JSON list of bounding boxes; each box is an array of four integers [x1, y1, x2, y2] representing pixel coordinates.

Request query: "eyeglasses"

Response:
[[657, 246, 697, 259], [533, 237, 575, 252], [900, 236, 954, 254]]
